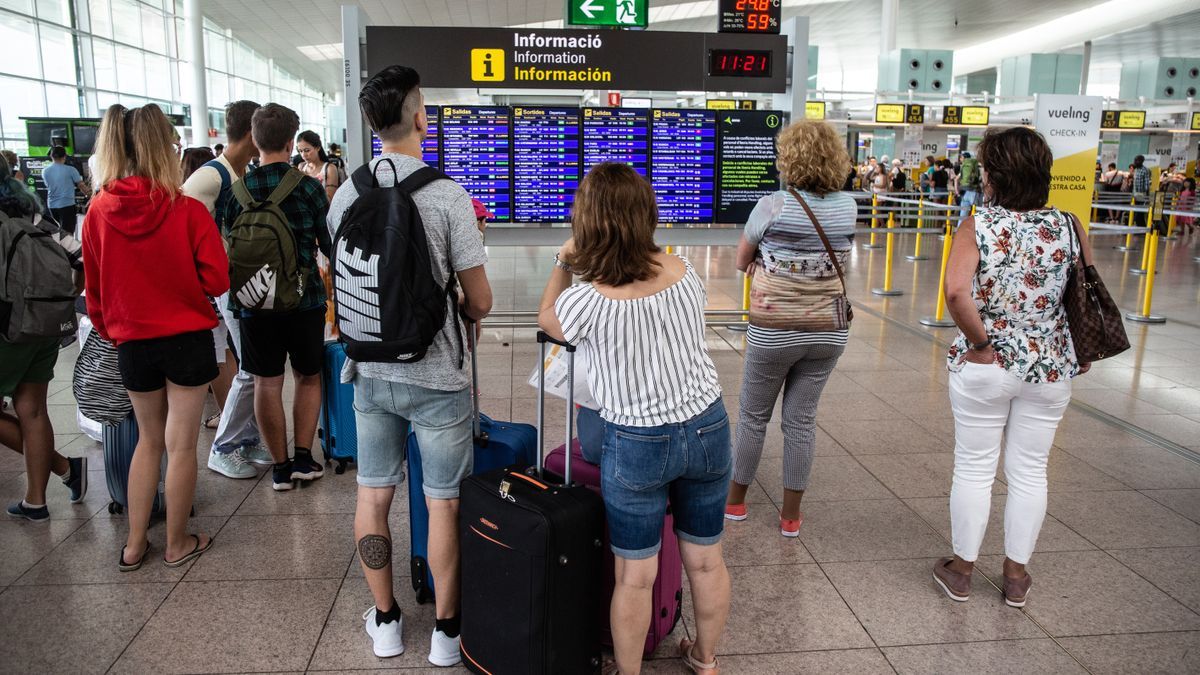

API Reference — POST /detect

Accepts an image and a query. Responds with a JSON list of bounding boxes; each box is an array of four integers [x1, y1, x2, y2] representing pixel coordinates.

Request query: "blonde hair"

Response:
[[94, 104, 181, 196], [564, 162, 661, 287], [775, 120, 850, 196]]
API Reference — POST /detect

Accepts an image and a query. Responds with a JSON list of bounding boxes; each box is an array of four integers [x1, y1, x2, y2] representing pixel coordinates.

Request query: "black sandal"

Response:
[[163, 534, 213, 568], [119, 542, 151, 572]]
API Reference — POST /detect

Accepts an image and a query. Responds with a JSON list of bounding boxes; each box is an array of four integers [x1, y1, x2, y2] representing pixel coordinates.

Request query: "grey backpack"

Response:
[[0, 212, 77, 343]]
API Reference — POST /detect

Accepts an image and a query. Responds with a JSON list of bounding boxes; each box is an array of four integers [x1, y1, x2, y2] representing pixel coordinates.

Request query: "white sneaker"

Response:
[[428, 628, 462, 667], [363, 606, 404, 658], [238, 443, 274, 466], [207, 449, 257, 479]]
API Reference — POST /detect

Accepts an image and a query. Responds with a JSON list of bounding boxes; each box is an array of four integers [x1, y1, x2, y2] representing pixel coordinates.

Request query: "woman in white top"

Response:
[[933, 127, 1092, 609], [540, 163, 729, 675], [295, 130, 341, 203]]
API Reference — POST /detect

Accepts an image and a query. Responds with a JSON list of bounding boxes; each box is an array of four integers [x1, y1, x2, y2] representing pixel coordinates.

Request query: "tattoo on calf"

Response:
[[358, 534, 391, 570]]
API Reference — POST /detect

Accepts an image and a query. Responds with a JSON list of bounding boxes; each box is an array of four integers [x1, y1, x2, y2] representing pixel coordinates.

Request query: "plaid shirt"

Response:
[[224, 162, 331, 315], [1132, 166, 1150, 195]]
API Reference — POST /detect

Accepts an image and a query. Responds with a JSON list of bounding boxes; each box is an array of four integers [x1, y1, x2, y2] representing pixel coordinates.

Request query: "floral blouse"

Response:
[[947, 206, 1080, 383]]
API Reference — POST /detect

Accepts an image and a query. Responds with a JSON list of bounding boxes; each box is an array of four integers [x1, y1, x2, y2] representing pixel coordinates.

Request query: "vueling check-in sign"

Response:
[[471, 49, 505, 82]]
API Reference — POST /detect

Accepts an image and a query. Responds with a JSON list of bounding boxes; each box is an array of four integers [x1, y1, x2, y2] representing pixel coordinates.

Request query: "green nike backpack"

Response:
[[227, 169, 305, 313]]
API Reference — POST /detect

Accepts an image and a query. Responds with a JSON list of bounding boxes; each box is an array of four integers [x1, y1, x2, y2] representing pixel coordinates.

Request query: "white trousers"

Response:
[[948, 363, 1071, 565]]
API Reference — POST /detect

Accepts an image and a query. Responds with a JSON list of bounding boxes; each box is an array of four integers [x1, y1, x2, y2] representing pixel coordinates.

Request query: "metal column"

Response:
[[185, 0, 207, 148]]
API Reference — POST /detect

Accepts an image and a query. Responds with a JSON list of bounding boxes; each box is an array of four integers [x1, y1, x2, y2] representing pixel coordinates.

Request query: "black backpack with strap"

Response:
[[332, 161, 461, 364]]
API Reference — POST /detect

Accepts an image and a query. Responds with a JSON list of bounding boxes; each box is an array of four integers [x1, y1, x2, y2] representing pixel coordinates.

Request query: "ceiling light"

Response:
[[297, 43, 343, 62]]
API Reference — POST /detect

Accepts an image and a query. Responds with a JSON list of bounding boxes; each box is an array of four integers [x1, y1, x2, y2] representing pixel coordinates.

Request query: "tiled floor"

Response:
[[1, 230, 1198, 674]]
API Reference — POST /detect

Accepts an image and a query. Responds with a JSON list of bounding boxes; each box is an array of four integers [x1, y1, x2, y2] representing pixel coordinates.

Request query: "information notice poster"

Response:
[[441, 106, 512, 221], [512, 107, 581, 222], [582, 107, 649, 176], [716, 110, 783, 223], [1034, 94, 1101, 225], [650, 109, 716, 223]]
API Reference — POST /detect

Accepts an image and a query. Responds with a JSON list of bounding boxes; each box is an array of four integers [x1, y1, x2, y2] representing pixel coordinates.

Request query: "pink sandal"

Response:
[[679, 639, 719, 675]]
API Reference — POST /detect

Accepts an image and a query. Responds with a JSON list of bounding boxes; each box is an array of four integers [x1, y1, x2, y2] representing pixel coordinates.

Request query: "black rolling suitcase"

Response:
[[458, 332, 605, 675]]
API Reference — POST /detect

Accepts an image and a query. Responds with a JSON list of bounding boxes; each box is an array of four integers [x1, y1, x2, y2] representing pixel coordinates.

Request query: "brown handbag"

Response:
[[748, 189, 853, 332], [1063, 213, 1130, 362]]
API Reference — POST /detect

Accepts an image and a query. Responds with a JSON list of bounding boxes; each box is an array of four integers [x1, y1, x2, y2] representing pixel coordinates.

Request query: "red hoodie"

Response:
[[83, 176, 229, 345]]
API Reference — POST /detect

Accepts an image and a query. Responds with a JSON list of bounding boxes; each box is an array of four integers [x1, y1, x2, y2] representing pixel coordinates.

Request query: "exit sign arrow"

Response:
[[567, 0, 648, 28], [579, 0, 602, 19]]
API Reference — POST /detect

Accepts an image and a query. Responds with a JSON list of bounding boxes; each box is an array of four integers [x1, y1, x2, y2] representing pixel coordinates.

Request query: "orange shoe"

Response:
[[724, 503, 748, 521], [780, 514, 803, 537]]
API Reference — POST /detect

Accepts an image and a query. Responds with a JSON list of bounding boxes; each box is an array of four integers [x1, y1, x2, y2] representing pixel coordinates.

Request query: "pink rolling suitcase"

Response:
[[544, 440, 684, 656]]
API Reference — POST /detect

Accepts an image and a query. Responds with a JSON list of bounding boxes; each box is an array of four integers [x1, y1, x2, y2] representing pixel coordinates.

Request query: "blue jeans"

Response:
[[352, 375, 473, 499], [959, 190, 979, 221], [601, 399, 732, 560]]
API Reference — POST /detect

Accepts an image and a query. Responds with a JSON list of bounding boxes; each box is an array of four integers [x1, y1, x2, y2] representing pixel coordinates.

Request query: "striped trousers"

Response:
[[733, 342, 844, 492]]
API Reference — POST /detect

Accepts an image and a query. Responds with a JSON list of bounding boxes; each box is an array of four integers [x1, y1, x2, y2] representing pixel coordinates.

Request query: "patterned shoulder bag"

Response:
[[1063, 212, 1129, 362]]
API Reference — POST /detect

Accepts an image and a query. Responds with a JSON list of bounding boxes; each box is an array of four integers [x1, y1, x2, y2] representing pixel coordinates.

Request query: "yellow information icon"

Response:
[[470, 49, 505, 82]]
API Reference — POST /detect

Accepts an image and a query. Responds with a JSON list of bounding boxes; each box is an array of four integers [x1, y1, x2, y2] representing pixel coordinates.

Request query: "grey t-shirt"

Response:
[[327, 153, 487, 391]]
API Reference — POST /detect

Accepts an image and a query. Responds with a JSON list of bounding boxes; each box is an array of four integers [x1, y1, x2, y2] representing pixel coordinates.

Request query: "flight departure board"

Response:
[[441, 106, 512, 221], [422, 105, 440, 169], [650, 109, 716, 223], [716, 110, 783, 223], [513, 107, 581, 222], [582, 107, 649, 177]]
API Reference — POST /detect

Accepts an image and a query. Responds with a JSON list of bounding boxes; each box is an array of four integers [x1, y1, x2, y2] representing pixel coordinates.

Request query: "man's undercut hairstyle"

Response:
[[251, 103, 299, 153], [225, 100, 260, 143], [360, 65, 423, 143]]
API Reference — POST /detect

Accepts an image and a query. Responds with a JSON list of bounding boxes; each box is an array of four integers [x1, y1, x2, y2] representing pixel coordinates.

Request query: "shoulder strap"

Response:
[[787, 187, 848, 296], [266, 168, 305, 206], [204, 159, 231, 189], [231, 179, 254, 209], [396, 166, 449, 195], [1065, 211, 1089, 267]]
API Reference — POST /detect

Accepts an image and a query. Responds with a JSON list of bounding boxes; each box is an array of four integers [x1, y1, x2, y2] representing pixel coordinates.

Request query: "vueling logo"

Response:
[[471, 49, 505, 82]]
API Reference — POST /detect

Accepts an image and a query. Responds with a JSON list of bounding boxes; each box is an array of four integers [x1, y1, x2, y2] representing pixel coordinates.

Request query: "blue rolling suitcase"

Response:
[[319, 342, 358, 474], [103, 414, 166, 515], [408, 330, 537, 604]]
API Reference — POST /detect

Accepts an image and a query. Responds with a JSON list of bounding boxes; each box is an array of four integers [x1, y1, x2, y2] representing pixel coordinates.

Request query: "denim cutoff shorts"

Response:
[[601, 399, 732, 560]]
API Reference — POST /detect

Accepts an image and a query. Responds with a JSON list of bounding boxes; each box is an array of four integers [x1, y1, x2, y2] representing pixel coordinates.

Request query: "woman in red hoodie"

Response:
[[84, 104, 229, 570]]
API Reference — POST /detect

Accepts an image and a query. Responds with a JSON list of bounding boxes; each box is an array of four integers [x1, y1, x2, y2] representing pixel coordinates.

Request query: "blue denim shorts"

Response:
[[601, 399, 732, 560], [352, 375, 473, 499]]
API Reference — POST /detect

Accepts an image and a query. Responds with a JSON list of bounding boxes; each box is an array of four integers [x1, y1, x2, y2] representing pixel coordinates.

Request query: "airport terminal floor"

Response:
[[1, 231, 1198, 674]]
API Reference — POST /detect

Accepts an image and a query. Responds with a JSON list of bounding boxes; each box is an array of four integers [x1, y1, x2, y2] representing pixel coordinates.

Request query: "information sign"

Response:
[[651, 109, 716, 223], [512, 107, 581, 222], [716, 110, 783, 223], [1036, 95, 1102, 224], [717, 0, 781, 34], [875, 103, 924, 124], [582, 107, 649, 177], [1100, 110, 1146, 130], [942, 105, 989, 126], [441, 106, 512, 222], [567, 0, 648, 28]]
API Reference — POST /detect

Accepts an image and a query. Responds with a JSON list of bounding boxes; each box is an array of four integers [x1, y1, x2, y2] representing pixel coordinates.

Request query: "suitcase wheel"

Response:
[[415, 585, 433, 605], [108, 502, 123, 515], [334, 458, 350, 475]]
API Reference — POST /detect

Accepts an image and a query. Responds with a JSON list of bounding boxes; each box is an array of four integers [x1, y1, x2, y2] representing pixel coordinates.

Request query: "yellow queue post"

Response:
[[919, 219, 957, 327], [1130, 227, 1152, 275], [906, 195, 929, 261], [864, 193, 883, 249], [741, 273, 751, 323], [1125, 228, 1166, 324], [1116, 196, 1135, 252], [871, 212, 903, 297]]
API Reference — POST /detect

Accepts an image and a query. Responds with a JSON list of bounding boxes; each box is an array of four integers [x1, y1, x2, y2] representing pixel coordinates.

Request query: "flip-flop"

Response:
[[679, 638, 719, 675], [119, 542, 151, 572], [163, 534, 213, 568]]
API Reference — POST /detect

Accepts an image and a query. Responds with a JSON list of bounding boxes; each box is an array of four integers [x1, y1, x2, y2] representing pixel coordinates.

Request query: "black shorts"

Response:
[[239, 307, 325, 378], [117, 330, 219, 393]]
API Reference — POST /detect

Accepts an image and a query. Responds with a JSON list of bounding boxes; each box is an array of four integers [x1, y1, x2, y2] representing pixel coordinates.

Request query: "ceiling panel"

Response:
[[199, 0, 1197, 99]]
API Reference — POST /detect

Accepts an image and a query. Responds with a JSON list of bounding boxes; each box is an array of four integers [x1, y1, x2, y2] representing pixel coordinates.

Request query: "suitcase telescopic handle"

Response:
[[536, 331, 575, 486], [466, 319, 484, 443]]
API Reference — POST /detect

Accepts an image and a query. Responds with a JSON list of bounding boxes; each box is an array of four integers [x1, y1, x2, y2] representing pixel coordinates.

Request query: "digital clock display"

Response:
[[709, 49, 772, 77], [718, 0, 781, 34]]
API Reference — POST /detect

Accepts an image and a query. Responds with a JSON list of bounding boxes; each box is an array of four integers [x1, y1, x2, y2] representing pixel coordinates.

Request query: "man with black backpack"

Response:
[[224, 103, 331, 492], [326, 66, 492, 666]]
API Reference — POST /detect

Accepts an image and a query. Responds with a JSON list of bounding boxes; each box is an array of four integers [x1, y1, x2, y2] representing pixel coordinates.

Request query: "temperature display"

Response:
[[717, 0, 781, 34], [709, 49, 773, 77]]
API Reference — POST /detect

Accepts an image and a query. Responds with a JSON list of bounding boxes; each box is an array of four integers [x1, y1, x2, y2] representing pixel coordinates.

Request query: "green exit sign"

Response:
[[566, 0, 648, 28]]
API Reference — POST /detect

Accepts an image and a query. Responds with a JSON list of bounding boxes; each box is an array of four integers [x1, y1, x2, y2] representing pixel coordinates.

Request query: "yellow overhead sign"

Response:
[[706, 99, 737, 109], [1191, 112, 1200, 131], [1100, 110, 1146, 130], [943, 105, 989, 126], [805, 101, 826, 120], [875, 104, 905, 124]]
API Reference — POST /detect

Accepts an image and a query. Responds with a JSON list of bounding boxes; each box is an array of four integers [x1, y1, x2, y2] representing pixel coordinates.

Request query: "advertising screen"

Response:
[[512, 107, 581, 222], [441, 106, 512, 222], [651, 109, 716, 223], [716, 110, 783, 223], [582, 107, 649, 177]]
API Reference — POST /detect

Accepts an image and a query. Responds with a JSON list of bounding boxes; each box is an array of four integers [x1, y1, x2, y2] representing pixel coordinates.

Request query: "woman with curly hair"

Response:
[[723, 119, 857, 537]]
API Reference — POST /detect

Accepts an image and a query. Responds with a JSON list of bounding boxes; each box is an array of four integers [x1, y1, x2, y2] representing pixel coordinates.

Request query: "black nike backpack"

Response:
[[332, 161, 461, 364]]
